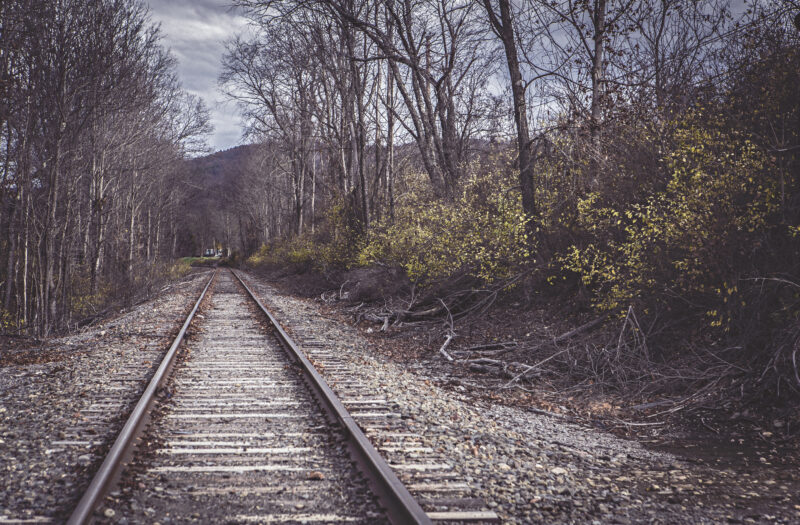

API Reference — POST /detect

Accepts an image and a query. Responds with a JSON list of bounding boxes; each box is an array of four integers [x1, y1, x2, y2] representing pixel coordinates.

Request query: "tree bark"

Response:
[[482, 0, 537, 223], [44, 136, 63, 334], [589, 0, 608, 186]]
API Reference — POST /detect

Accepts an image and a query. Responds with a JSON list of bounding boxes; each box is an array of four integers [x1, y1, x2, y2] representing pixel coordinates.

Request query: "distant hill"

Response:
[[188, 143, 262, 190], [175, 143, 265, 255]]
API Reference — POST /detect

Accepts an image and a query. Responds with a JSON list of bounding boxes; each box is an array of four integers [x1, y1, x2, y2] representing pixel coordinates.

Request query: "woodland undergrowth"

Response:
[[248, 106, 800, 416]]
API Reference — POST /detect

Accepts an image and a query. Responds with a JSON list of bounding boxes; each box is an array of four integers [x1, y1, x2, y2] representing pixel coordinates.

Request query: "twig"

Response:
[[793, 348, 800, 387], [500, 348, 571, 388], [554, 313, 609, 344], [647, 370, 730, 417], [451, 347, 516, 358], [612, 418, 665, 427], [320, 290, 338, 302], [617, 306, 633, 352], [700, 417, 719, 434], [628, 306, 649, 361], [436, 298, 456, 362], [460, 341, 519, 352], [407, 283, 417, 310], [741, 276, 800, 290], [439, 333, 455, 362], [339, 280, 351, 300]]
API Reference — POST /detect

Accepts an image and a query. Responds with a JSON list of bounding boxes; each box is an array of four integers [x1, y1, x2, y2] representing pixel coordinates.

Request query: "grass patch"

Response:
[[180, 256, 222, 267]]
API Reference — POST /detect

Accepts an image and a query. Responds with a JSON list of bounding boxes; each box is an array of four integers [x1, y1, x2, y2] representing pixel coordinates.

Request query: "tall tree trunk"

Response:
[[54, 183, 74, 329], [310, 152, 316, 234], [154, 211, 161, 261], [589, 0, 607, 187], [171, 209, 178, 259], [128, 170, 137, 285], [386, 59, 395, 221], [44, 138, 63, 334], [89, 152, 106, 294], [482, 0, 538, 223], [4, 197, 18, 312], [145, 207, 152, 261], [293, 154, 305, 236], [21, 185, 30, 327]]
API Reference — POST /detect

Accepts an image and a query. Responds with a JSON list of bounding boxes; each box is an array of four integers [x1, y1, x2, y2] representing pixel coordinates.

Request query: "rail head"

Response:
[[67, 269, 217, 525], [231, 269, 432, 525]]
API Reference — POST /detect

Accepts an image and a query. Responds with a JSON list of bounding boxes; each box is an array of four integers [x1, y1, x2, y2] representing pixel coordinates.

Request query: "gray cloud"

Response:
[[146, 0, 248, 152]]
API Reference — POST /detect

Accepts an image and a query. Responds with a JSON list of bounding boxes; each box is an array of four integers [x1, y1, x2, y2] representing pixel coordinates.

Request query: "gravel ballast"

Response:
[[0, 270, 212, 523]]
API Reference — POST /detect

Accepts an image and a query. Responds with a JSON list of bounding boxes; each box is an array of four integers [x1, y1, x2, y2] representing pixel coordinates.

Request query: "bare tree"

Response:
[[480, 0, 538, 225], [0, 0, 210, 334]]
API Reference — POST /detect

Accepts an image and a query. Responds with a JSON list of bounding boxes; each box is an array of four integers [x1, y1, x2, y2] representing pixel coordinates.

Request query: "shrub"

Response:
[[359, 159, 532, 284], [0, 309, 22, 332], [557, 113, 778, 333], [167, 259, 193, 279]]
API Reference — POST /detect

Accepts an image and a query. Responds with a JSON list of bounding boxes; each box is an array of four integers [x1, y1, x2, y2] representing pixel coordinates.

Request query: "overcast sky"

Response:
[[146, 0, 249, 152]]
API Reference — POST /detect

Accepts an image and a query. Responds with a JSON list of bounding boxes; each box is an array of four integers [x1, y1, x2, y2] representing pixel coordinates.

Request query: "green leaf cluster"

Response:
[[558, 113, 777, 328], [358, 161, 532, 284]]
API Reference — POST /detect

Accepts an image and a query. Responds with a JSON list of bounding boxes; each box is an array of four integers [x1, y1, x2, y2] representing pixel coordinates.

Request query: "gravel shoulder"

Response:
[[0, 270, 212, 523], [241, 270, 800, 524]]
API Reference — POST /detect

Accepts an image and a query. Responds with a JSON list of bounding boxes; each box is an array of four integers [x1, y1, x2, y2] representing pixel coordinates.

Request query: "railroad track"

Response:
[[235, 274, 500, 524], [67, 269, 498, 524]]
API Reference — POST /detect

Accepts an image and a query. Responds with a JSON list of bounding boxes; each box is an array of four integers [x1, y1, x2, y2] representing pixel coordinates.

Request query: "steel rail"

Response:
[[67, 269, 217, 525], [232, 269, 432, 525]]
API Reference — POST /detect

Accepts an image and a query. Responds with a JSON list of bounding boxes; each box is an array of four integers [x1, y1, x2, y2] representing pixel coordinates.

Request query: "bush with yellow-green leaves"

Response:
[[557, 114, 779, 333], [247, 203, 363, 271], [248, 237, 316, 268], [358, 162, 532, 284], [248, 160, 532, 287], [0, 308, 22, 331]]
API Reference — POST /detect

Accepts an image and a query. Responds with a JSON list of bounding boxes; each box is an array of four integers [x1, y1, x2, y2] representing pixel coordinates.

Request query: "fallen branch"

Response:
[[320, 290, 338, 303], [439, 333, 455, 361], [469, 363, 497, 374], [467, 357, 506, 367], [339, 280, 351, 300], [452, 341, 519, 358], [451, 348, 516, 358], [554, 313, 609, 344], [611, 418, 665, 427], [630, 400, 674, 411], [500, 348, 571, 388], [466, 341, 519, 351]]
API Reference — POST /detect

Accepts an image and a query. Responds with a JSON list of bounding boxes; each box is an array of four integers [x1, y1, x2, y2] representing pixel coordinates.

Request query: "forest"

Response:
[[2, 0, 800, 408], [213, 0, 800, 408], [0, 0, 211, 335]]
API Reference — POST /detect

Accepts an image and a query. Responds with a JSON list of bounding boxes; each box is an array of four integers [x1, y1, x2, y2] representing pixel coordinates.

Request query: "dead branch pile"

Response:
[[344, 271, 527, 331], [327, 270, 800, 415]]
